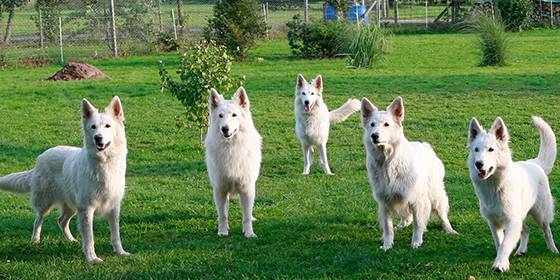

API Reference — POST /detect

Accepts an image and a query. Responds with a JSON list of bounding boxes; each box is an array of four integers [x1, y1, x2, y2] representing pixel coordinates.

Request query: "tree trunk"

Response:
[[0, 5, 4, 43], [177, 0, 185, 37], [3, 5, 15, 44]]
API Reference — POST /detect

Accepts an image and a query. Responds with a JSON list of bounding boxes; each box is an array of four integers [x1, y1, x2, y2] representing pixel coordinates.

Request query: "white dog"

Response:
[[294, 74, 360, 175], [205, 87, 262, 238], [0, 97, 129, 263], [361, 96, 457, 251], [468, 116, 558, 272]]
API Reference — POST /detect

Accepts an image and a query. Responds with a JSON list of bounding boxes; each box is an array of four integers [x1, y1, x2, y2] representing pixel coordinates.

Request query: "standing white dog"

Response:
[[361, 96, 457, 251], [0, 97, 129, 263], [205, 87, 262, 238], [468, 116, 558, 272], [294, 74, 360, 175]]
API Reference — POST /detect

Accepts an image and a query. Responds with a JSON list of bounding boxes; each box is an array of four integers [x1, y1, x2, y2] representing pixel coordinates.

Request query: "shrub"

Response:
[[205, 0, 267, 60], [496, 0, 533, 31], [159, 40, 244, 144], [287, 15, 346, 58], [156, 33, 179, 52], [471, 13, 509, 66], [343, 24, 389, 68]]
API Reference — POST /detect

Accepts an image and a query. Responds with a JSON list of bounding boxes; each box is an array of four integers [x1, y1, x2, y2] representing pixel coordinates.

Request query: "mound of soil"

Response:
[[48, 63, 109, 81]]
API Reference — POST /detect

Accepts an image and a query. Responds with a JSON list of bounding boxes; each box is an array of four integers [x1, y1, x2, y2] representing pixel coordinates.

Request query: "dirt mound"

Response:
[[48, 63, 109, 81]]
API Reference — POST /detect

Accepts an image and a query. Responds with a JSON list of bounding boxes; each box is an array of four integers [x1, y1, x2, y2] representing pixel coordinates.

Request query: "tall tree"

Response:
[[176, 0, 185, 37], [1, 0, 29, 44]]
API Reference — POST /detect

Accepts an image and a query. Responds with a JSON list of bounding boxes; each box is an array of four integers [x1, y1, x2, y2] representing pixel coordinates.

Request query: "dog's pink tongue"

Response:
[[478, 170, 487, 179], [304, 104, 311, 112]]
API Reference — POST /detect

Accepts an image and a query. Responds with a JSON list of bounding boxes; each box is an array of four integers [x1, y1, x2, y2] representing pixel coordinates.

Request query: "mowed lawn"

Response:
[[0, 29, 559, 279]]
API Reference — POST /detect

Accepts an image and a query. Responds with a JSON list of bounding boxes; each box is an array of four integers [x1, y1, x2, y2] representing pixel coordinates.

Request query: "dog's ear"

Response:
[[209, 88, 223, 110], [469, 118, 484, 143], [387, 96, 404, 124], [106, 96, 124, 122], [296, 74, 306, 89], [312, 75, 323, 95], [361, 98, 377, 126], [82, 99, 97, 121], [490, 117, 509, 144], [233, 87, 250, 110]]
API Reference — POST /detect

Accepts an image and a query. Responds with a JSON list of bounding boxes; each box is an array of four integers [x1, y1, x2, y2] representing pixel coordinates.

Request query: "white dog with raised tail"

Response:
[[294, 74, 360, 175], [361, 96, 457, 251], [0, 96, 129, 263], [468, 116, 558, 272], [205, 87, 262, 238]]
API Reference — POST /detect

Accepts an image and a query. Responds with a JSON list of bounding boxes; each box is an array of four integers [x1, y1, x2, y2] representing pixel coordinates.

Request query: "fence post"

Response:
[[393, 0, 399, 25], [551, 0, 554, 27], [58, 17, 64, 64], [171, 8, 178, 40], [425, 0, 428, 30], [158, 0, 163, 33], [38, 9, 44, 51], [304, 0, 309, 23], [109, 0, 118, 57]]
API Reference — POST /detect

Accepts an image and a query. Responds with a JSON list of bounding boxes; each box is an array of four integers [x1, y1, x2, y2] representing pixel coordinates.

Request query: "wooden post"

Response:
[[171, 8, 178, 40], [39, 9, 44, 50], [58, 17, 63, 64], [304, 0, 309, 23], [551, 0, 554, 27], [110, 0, 118, 57], [157, 0, 163, 33], [394, 0, 399, 25], [425, 0, 428, 30]]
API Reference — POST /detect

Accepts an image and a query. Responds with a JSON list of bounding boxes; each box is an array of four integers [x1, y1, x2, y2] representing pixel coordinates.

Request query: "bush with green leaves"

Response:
[[205, 0, 267, 60], [159, 40, 244, 143], [471, 13, 509, 66], [343, 24, 389, 68], [156, 33, 179, 52], [287, 15, 347, 58], [496, 0, 533, 31]]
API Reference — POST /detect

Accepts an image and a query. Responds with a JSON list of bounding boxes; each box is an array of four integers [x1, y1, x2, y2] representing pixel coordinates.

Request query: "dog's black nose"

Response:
[[221, 126, 229, 134], [94, 134, 103, 143], [475, 161, 484, 170], [371, 134, 379, 142], [304, 100, 309, 105]]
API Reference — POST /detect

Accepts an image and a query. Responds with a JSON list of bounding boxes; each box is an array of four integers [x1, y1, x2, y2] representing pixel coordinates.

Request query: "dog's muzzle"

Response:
[[95, 141, 111, 152]]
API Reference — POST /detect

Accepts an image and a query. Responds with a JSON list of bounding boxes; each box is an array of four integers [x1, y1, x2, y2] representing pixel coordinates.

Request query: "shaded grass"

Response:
[[0, 29, 559, 279]]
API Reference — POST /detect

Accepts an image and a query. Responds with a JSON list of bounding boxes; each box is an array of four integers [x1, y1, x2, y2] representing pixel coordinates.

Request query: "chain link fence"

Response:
[[0, 0, 558, 67]]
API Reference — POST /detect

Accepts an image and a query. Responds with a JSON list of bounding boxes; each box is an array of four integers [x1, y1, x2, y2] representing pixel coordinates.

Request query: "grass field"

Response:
[[0, 29, 559, 279]]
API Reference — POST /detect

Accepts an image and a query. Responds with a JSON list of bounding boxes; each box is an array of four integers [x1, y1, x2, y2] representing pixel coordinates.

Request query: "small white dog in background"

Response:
[[0, 97, 129, 263], [294, 74, 361, 175], [205, 87, 262, 238], [468, 116, 558, 272], [361, 96, 457, 251]]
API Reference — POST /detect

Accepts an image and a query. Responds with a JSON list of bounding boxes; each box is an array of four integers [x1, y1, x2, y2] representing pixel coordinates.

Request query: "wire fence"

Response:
[[0, 0, 558, 67]]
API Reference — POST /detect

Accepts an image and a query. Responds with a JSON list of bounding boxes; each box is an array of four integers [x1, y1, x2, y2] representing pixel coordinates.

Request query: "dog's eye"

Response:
[[232, 113, 237, 117], [91, 125, 96, 129], [488, 148, 494, 152], [370, 123, 375, 127], [311, 92, 314, 95], [384, 123, 389, 127], [105, 124, 111, 128], [218, 114, 223, 118], [301, 92, 306, 95], [475, 148, 479, 152]]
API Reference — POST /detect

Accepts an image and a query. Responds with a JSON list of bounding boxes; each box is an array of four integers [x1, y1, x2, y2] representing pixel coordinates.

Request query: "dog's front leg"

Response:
[[108, 204, 130, 256], [213, 188, 229, 236], [492, 221, 522, 272], [487, 221, 504, 251], [411, 200, 430, 249], [379, 204, 394, 251], [302, 145, 313, 175], [240, 188, 257, 238], [78, 208, 102, 264], [318, 143, 333, 175]]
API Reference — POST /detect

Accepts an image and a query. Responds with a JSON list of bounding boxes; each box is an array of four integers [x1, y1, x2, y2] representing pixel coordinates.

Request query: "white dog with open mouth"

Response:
[[468, 116, 558, 272], [294, 74, 360, 175], [205, 87, 262, 238], [361, 96, 457, 251], [0, 97, 129, 263]]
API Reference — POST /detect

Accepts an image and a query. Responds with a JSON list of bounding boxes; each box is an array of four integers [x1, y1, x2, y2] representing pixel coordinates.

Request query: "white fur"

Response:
[[205, 87, 262, 238], [294, 74, 361, 175], [0, 96, 129, 263], [468, 116, 558, 272], [361, 96, 457, 251]]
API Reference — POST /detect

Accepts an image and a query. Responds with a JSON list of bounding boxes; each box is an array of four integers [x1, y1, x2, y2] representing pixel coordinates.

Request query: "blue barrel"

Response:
[[324, 4, 336, 21], [347, 5, 368, 24]]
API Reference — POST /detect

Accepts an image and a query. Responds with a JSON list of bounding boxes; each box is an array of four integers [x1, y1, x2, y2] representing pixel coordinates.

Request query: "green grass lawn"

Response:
[[0, 29, 559, 279]]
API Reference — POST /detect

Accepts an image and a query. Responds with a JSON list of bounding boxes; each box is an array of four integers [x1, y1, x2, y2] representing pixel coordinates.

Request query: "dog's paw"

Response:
[[302, 172, 310, 176], [244, 232, 257, 238], [492, 259, 509, 273], [381, 242, 393, 251], [411, 240, 423, 249], [515, 251, 526, 257], [446, 229, 459, 235], [116, 251, 131, 257], [217, 231, 229, 237], [87, 257, 104, 264], [550, 246, 559, 254], [30, 238, 40, 245]]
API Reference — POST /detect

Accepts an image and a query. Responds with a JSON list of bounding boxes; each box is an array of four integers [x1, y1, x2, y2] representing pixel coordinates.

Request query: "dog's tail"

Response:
[[530, 116, 556, 175], [0, 170, 33, 194], [329, 99, 361, 124]]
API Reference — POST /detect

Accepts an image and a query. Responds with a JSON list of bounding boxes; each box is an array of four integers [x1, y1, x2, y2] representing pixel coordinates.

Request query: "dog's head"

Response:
[[468, 117, 511, 181], [208, 87, 252, 140], [81, 96, 125, 153], [295, 74, 323, 113], [361, 96, 405, 147]]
